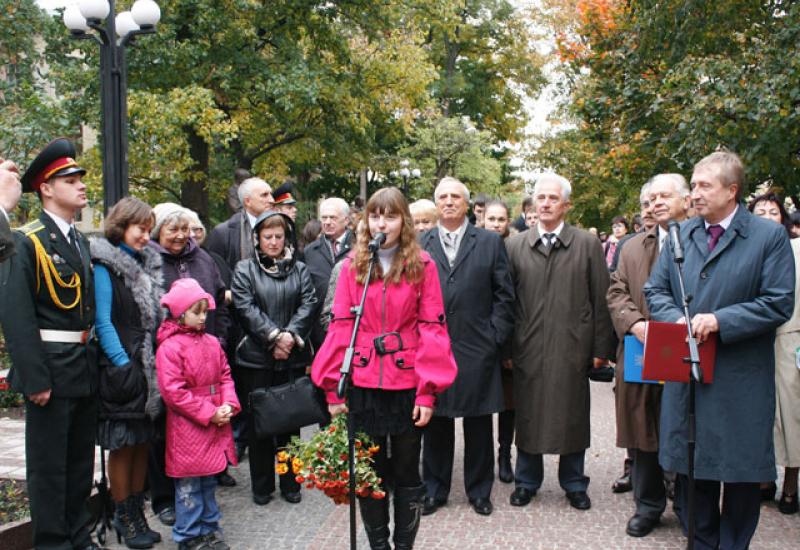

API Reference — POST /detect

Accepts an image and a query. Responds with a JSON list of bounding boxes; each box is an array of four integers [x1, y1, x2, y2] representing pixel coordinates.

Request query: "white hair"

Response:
[[648, 173, 690, 198], [409, 199, 437, 216], [639, 181, 652, 203], [150, 202, 192, 239], [319, 197, 349, 218], [533, 173, 572, 200], [237, 177, 272, 206], [434, 177, 471, 202]]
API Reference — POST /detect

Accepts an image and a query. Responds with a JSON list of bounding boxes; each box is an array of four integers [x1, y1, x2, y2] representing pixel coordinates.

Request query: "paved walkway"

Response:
[[2, 383, 799, 548]]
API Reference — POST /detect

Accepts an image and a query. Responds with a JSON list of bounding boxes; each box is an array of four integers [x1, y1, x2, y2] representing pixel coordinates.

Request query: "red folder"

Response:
[[642, 321, 716, 383]]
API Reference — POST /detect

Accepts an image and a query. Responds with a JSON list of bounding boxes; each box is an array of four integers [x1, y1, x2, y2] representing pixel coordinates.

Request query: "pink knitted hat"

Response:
[[160, 278, 216, 318]]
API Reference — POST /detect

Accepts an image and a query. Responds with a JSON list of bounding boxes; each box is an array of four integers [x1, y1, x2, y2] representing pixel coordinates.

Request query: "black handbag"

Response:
[[249, 370, 328, 438]]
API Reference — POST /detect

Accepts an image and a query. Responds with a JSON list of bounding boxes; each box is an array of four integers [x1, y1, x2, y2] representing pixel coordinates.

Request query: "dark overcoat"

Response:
[[0, 212, 14, 262], [606, 226, 663, 451], [505, 224, 614, 455], [643, 207, 794, 482], [304, 231, 353, 347], [419, 224, 514, 417]]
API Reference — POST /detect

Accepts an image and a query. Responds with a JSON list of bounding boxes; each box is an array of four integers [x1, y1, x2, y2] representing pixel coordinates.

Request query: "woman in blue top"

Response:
[[90, 197, 164, 549]]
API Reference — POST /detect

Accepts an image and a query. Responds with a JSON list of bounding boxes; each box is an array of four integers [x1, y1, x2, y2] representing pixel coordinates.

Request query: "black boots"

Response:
[[498, 446, 514, 483], [358, 495, 391, 550], [393, 485, 425, 550], [112, 496, 155, 549], [131, 493, 162, 544]]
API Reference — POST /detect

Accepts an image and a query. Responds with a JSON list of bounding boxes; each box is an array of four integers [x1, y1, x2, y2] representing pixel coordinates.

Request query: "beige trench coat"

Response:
[[506, 224, 614, 455], [606, 226, 663, 452]]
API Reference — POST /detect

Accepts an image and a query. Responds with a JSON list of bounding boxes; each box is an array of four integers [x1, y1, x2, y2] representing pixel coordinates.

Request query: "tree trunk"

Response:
[[181, 126, 209, 224]]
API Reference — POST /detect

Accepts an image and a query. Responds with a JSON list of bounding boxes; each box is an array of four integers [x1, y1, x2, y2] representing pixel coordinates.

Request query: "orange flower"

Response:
[[276, 451, 290, 463], [368, 445, 380, 455], [276, 463, 289, 475]]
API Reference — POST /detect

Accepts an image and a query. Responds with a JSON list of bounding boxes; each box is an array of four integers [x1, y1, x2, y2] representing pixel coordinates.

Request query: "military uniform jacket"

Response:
[[0, 212, 96, 397]]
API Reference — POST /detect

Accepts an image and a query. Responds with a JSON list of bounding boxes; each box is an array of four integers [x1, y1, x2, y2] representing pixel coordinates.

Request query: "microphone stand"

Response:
[[670, 227, 703, 550], [337, 247, 379, 550]]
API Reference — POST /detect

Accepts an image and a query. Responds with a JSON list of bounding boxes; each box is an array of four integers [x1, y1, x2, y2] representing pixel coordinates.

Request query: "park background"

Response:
[[1, 0, 798, 231]]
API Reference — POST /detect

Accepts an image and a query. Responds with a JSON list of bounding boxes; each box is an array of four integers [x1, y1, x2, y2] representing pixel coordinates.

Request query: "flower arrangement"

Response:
[[283, 413, 384, 505]]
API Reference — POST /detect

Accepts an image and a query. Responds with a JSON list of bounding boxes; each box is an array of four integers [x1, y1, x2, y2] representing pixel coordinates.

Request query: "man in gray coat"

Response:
[[505, 173, 614, 511], [644, 151, 794, 549], [420, 177, 515, 516], [0, 158, 22, 262]]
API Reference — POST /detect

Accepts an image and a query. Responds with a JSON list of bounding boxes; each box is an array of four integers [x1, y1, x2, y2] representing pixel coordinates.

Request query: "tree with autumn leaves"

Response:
[[2, 0, 543, 224], [532, 0, 800, 228]]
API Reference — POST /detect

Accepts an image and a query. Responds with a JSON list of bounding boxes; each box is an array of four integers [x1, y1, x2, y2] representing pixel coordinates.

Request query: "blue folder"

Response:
[[624, 335, 661, 385]]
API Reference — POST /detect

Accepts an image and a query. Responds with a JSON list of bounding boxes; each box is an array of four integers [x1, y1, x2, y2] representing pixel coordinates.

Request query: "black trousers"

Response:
[[371, 429, 423, 491], [498, 410, 514, 449], [674, 475, 761, 550], [422, 414, 494, 501], [237, 367, 302, 497], [631, 449, 666, 519], [147, 416, 174, 514], [26, 395, 97, 550]]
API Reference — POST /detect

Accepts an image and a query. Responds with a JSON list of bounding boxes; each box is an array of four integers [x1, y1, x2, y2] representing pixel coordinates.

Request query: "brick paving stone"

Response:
[[2, 384, 800, 548]]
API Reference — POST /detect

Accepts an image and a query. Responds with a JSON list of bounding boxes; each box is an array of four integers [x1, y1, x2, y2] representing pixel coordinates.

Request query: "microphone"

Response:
[[668, 221, 684, 263], [368, 232, 386, 253]]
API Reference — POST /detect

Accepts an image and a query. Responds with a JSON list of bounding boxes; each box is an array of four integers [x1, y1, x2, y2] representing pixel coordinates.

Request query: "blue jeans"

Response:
[[173, 476, 221, 542]]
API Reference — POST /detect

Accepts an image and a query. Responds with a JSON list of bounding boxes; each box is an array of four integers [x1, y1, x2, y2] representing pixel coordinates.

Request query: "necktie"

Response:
[[707, 224, 725, 252], [331, 239, 338, 257], [543, 233, 555, 247], [69, 226, 81, 257]]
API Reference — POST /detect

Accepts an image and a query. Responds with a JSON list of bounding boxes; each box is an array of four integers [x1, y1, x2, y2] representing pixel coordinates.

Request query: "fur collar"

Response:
[[89, 237, 166, 419]]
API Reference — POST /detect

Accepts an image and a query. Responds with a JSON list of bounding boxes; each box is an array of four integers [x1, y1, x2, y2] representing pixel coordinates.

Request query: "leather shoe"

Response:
[[281, 491, 302, 504], [252, 493, 273, 506], [421, 496, 446, 516], [612, 472, 632, 493], [778, 492, 799, 514], [509, 487, 535, 507], [566, 491, 591, 510], [470, 497, 493, 516], [157, 506, 176, 526], [626, 514, 659, 537], [216, 470, 237, 487]]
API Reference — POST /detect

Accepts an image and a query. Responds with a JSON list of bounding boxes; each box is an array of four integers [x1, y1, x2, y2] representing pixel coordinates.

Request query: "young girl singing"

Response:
[[312, 187, 457, 550], [156, 278, 240, 550]]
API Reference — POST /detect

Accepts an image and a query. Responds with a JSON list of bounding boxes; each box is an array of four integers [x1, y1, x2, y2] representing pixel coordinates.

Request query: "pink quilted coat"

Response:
[[156, 319, 240, 478], [312, 251, 457, 407]]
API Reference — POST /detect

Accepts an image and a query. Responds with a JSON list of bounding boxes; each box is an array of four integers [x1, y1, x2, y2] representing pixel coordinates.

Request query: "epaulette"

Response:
[[18, 219, 45, 236]]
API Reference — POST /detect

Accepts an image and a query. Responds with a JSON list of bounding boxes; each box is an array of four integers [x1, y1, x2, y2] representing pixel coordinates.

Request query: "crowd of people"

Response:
[[0, 139, 798, 550]]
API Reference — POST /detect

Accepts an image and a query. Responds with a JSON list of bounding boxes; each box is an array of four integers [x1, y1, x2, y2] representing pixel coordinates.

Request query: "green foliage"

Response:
[[532, 0, 800, 227]]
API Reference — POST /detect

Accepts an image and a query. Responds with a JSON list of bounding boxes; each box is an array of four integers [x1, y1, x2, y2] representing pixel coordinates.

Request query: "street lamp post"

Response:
[[63, 0, 161, 213], [390, 159, 421, 198]]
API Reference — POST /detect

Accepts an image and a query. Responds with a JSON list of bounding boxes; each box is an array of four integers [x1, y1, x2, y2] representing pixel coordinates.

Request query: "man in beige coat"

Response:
[[505, 173, 614, 511], [607, 173, 690, 537]]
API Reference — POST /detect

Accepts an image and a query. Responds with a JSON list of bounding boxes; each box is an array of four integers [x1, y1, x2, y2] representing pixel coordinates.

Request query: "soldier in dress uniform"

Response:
[[272, 181, 298, 222], [0, 138, 100, 550]]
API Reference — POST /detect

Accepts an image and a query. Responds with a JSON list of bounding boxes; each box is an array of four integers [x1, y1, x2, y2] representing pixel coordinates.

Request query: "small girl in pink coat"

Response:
[[156, 278, 240, 550]]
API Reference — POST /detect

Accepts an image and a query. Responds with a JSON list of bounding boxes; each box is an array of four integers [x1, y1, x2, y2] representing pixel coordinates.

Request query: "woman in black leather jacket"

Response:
[[231, 211, 317, 505]]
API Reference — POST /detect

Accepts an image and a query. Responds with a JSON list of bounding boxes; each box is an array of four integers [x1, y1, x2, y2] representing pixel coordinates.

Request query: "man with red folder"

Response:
[[607, 173, 690, 537], [644, 151, 795, 550]]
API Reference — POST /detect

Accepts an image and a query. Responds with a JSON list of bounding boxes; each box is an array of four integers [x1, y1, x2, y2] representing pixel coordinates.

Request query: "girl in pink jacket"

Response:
[[312, 187, 457, 550], [156, 278, 240, 550]]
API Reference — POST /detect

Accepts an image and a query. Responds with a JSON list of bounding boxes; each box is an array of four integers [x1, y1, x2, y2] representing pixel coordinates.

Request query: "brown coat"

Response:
[[506, 224, 614, 455], [606, 226, 663, 452]]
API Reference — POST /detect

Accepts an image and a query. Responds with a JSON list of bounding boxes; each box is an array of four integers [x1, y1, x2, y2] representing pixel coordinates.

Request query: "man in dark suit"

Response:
[[645, 151, 795, 549], [419, 177, 515, 516], [511, 195, 533, 233], [0, 138, 100, 550], [304, 197, 354, 349], [0, 158, 21, 262]]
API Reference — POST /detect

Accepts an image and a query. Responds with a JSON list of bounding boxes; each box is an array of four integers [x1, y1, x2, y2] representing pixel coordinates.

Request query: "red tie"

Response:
[[331, 240, 338, 257], [707, 224, 724, 252]]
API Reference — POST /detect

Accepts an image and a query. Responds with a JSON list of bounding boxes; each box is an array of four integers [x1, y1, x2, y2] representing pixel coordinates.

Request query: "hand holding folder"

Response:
[[642, 321, 717, 383]]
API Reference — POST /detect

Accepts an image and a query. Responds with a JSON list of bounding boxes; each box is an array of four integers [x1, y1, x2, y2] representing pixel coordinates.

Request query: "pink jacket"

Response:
[[312, 251, 457, 408], [156, 319, 240, 478]]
